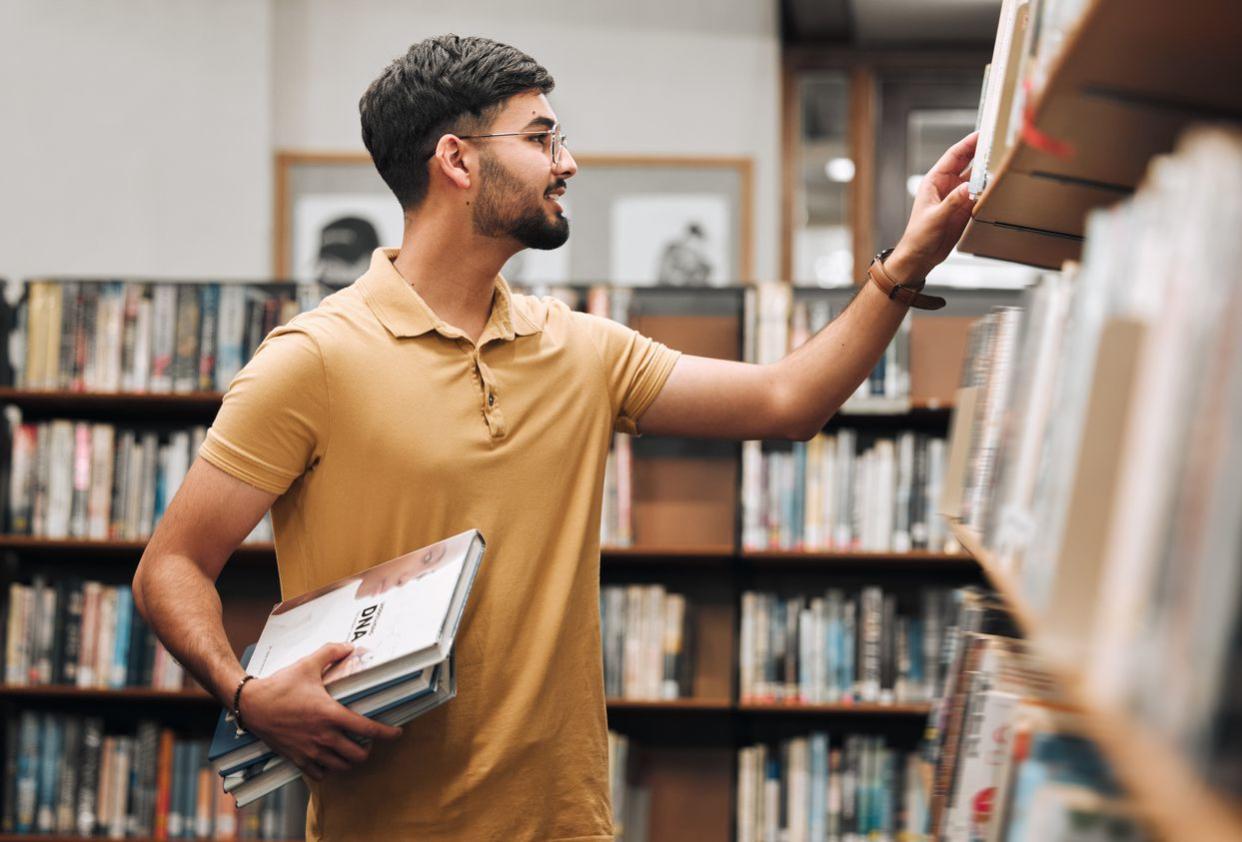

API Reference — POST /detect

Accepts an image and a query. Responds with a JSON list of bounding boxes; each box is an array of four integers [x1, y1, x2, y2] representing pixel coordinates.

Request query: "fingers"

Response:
[[308, 642, 355, 672], [299, 759, 327, 781], [928, 131, 979, 179], [324, 731, 372, 765], [331, 704, 404, 741]]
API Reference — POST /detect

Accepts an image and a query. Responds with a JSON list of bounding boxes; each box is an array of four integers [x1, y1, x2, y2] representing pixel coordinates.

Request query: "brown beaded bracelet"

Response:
[[232, 674, 256, 735]]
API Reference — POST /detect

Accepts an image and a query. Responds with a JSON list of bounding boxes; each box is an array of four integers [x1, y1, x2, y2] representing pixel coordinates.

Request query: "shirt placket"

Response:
[[468, 346, 507, 439]]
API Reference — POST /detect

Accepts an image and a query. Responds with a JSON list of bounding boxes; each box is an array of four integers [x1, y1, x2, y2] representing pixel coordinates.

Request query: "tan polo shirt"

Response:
[[199, 248, 679, 841]]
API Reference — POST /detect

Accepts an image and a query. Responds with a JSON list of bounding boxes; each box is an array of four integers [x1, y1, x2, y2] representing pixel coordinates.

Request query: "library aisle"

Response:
[[2, 0, 1241, 840]]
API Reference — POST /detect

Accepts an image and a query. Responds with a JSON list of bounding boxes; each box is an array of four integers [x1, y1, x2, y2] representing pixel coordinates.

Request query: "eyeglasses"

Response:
[[457, 122, 569, 167]]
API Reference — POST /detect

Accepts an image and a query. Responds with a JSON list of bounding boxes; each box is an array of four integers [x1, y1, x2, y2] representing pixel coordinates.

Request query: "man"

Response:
[[132, 34, 976, 841]]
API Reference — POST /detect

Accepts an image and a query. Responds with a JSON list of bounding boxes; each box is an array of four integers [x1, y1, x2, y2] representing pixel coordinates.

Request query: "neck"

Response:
[[390, 207, 518, 343]]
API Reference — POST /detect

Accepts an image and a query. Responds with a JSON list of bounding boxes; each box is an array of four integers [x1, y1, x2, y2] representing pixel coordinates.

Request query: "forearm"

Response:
[[133, 554, 246, 707], [774, 276, 913, 437]]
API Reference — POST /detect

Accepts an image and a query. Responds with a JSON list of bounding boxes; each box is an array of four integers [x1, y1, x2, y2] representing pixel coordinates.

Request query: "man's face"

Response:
[[470, 92, 577, 251]]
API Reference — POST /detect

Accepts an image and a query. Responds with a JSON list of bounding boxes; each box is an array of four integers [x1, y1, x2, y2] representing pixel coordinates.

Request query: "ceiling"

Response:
[[784, 0, 1003, 45]]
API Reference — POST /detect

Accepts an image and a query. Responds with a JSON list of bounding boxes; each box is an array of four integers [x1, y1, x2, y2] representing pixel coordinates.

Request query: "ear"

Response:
[[429, 134, 472, 191]]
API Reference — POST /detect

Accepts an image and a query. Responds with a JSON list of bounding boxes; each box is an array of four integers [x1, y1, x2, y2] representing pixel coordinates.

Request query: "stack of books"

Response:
[[208, 529, 486, 806]]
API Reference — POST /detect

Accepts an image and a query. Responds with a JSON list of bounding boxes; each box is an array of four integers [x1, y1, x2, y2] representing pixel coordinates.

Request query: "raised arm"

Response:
[[637, 132, 978, 440], [133, 458, 400, 780]]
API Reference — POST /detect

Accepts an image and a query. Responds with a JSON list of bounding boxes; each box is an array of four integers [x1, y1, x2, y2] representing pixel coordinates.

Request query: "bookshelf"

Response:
[[948, 519, 1242, 842], [959, 0, 1242, 267], [0, 277, 995, 840]]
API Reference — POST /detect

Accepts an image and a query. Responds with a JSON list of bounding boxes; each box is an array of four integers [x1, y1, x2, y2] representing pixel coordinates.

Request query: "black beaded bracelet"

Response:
[[232, 674, 256, 735]]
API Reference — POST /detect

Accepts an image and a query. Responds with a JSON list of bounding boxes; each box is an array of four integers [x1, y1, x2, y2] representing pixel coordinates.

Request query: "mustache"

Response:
[[545, 179, 567, 196]]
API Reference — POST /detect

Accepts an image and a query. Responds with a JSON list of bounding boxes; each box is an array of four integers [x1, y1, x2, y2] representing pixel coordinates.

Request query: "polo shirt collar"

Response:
[[358, 247, 542, 341]]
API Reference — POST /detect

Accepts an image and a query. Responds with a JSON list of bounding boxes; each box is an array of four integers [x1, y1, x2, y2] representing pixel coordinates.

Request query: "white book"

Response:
[[87, 425, 114, 540], [132, 295, 153, 392], [45, 420, 75, 539], [969, 0, 1022, 196], [148, 284, 176, 393], [249, 530, 485, 701], [739, 592, 756, 701], [215, 283, 246, 391]]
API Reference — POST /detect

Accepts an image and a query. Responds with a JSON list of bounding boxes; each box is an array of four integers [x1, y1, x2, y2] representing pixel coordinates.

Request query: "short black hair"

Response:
[[359, 35, 555, 210]]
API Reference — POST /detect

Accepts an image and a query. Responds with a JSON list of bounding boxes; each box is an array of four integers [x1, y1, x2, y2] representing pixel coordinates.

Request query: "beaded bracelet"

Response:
[[232, 674, 256, 735]]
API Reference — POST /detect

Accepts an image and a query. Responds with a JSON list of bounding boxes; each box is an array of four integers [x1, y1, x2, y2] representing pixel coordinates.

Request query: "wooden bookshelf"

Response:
[[737, 702, 931, 717], [959, 0, 1242, 267], [0, 282, 988, 842], [741, 548, 971, 568], [0, 387, 224, 419], [0, 685, 935, 721], [948, 518, 1242, 842], [0, 837, 301, 842]]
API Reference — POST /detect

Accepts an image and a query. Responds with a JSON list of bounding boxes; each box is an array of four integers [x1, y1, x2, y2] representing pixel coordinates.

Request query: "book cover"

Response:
[[249, 529, 485, 701]]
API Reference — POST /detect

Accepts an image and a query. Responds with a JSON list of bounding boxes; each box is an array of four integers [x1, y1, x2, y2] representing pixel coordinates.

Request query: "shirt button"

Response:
[[487, 393, 495, 406]]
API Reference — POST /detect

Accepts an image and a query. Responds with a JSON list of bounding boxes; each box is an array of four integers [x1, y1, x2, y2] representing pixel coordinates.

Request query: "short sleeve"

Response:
[[576, 312, 682, 436], [198, 326, 330, 495]]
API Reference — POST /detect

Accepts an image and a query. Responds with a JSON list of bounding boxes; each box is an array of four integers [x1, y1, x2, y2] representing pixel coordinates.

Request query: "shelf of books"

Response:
[[0, 276, 1013, 840], [937, 122, 1242, 841], [958, 0, 1242, 268]]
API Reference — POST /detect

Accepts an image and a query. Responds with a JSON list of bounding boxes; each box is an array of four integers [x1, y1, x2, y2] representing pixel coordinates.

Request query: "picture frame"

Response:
[[274, 152, 753, 286]]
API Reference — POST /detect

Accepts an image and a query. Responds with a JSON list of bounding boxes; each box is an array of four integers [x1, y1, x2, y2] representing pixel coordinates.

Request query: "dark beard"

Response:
[[473, 153, 569, 250]]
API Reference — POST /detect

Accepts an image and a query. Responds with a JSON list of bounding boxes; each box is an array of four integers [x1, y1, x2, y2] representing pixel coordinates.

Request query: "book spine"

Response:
[[197, 284, 219, 392], [74, 717, 102, 836], [87, 424, 114, 540], [149, 284, 176, 393]]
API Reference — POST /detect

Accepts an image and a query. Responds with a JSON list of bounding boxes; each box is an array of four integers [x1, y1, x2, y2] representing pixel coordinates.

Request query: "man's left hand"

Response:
[[885, 131, 980, 287]]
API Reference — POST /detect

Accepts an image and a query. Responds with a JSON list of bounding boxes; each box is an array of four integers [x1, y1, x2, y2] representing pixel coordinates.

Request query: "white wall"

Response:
[[273, 0, 782, 279], [0, 0, 273, 282], [0, 0, 781, 282]]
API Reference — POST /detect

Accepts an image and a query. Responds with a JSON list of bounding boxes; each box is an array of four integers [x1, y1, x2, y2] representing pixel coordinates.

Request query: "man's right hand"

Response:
[[236, 642, 403, 781]]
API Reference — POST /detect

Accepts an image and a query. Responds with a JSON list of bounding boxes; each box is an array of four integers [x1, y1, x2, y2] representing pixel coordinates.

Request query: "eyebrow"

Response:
[[522, 116, 556, 131]]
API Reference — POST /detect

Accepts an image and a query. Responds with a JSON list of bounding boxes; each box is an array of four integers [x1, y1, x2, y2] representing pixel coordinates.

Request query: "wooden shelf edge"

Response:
[[741, 549, 973, 565], [2, 687, 936, 720], [0, 684, 213, 703], [0, 838, 301, 842], [737, 702, 931, 716], [944, 518, 1242, 842], [0, 535, 275, 554]]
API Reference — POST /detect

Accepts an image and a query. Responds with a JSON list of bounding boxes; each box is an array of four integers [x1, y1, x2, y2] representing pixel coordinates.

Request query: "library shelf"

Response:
[[0, 838, 301, 842], [946, 518, 1242, 842], [740, 549, 973, 571], [0, 537, 978, 570], [605, 698, 732, 713], [0, 387, 224, 418], [0, 685, 213, 704], [0, 685, 938, 722], [0, 536, 276, 565], [599, 545, 735, 563], [737, 702, 931, 717], [959, 0, 1242, 268]]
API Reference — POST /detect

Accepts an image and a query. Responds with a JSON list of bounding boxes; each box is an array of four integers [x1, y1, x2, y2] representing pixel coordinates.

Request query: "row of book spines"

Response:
[[600, 585, 691, 701], [746, 285, 913, 399], [6, 419, 273, 544], [17, 280, 302, 394], [599, 434, 633, 548], [4, 712, 302, 839], [741, 432, 952, 554], [736, 734, 925, 842], [739, 588, 954, 707], [4, 580, 188, 691]]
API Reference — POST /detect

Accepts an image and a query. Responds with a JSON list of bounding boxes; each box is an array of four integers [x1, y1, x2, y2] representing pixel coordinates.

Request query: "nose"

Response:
[[556, 146, 578, 179]]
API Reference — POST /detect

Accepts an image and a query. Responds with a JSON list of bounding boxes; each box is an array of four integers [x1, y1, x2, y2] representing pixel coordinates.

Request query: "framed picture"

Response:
[[275, 152, 753, 286]]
